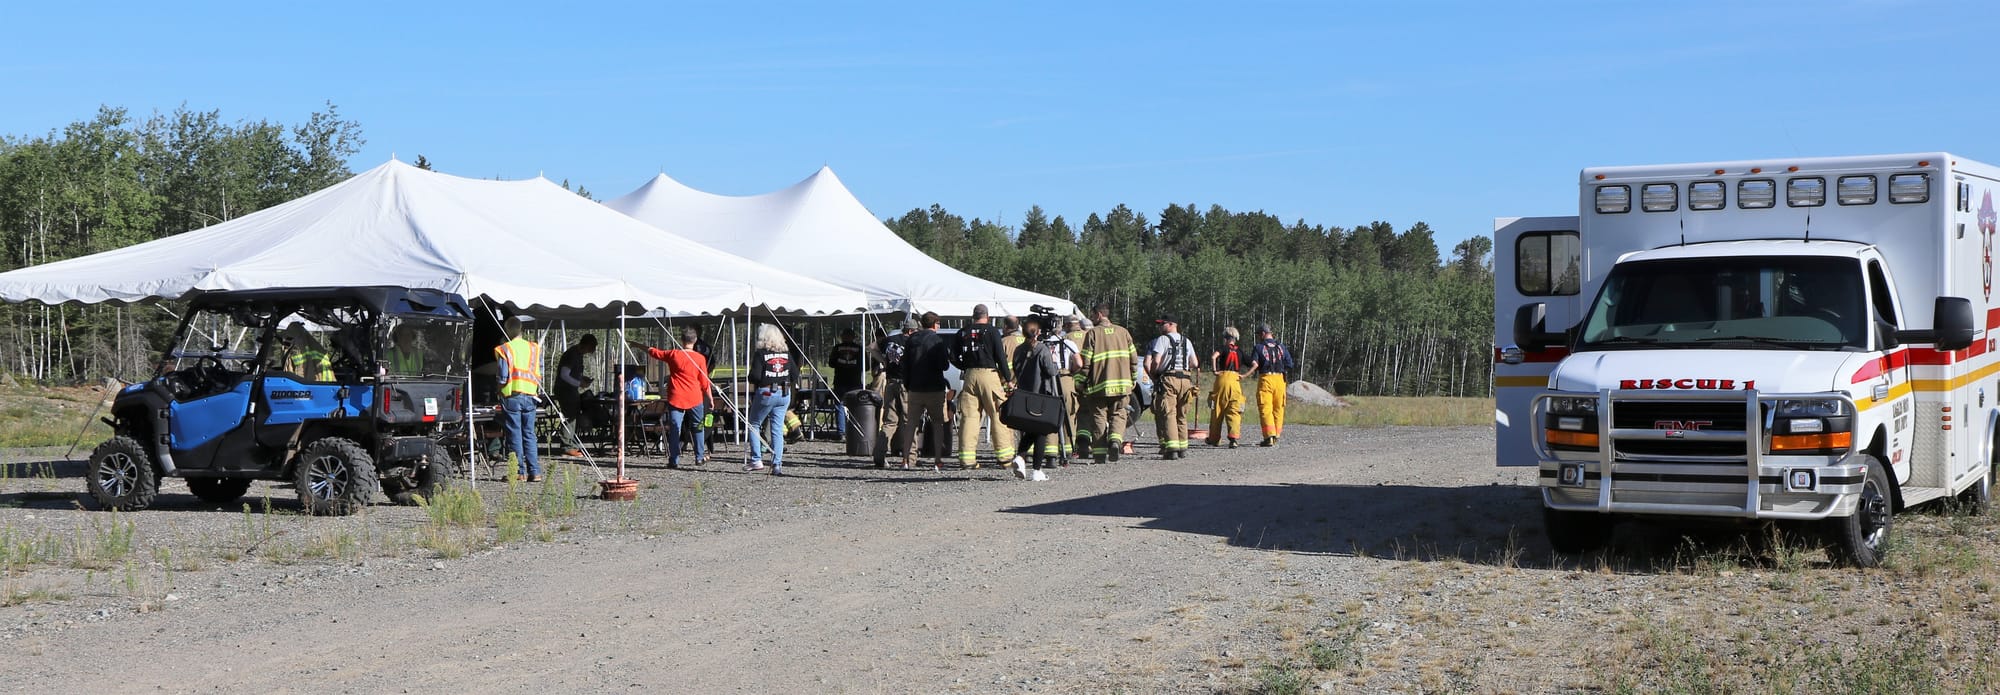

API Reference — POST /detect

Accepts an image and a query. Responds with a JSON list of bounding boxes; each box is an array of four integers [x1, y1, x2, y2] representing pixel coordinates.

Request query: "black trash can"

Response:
[[845, 390, 880, 456]]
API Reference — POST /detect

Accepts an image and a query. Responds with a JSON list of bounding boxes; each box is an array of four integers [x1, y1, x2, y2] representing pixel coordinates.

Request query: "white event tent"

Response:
[[0, 160, 867, 317], [604, 167, 1075, 318]]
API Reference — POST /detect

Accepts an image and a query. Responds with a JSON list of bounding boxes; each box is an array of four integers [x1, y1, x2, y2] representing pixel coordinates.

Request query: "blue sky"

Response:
[[3, 1, 1996, 253]]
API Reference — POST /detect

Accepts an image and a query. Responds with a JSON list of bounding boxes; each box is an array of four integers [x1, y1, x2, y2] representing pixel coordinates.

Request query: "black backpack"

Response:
[[953, 326, 988, 367]]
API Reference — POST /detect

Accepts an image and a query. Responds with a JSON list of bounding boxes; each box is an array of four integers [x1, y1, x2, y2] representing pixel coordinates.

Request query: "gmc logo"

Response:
[[1655, 420, 1712, 430]]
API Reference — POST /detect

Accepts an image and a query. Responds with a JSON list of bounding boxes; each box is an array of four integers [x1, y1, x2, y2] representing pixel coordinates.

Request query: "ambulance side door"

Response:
[[1493, 216, 1582, 467]]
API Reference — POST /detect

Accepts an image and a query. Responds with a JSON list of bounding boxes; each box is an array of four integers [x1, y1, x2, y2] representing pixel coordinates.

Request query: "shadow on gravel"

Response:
[[1003, 483, 1886, 572], [1003, 482, 1571, 568]]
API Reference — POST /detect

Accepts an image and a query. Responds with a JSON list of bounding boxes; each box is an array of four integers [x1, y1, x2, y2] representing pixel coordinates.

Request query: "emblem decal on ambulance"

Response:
[[1980, 190, 1996, 301]]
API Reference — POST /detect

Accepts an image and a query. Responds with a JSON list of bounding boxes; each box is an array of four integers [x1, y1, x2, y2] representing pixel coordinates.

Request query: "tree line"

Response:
[[0, 105, 1498, 397], [883, 204, 1495, 397], [0, 104, 365, 382]]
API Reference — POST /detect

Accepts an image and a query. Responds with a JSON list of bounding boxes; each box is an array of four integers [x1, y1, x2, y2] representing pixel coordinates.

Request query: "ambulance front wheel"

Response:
[[1543, 507, 1613, 554], [1824, 456, 1893, 568]]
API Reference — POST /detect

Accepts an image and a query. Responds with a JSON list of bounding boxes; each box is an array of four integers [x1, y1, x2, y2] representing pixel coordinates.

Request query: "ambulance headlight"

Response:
[[1773, 399, 1847, 418], [1595, 185, 1631, 214], [1548, 396, 1598, 416], [1769, 398, 1854, 453]]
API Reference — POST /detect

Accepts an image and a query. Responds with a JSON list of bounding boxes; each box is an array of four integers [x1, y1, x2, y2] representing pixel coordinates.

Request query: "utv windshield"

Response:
[[378, 316, 467, 377], [1577, 256, 1867, 351], [168, 306, 266, 367]]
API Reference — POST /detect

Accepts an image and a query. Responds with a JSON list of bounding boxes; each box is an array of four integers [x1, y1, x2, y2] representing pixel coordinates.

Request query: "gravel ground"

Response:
[[5, 424, 1996, 693]]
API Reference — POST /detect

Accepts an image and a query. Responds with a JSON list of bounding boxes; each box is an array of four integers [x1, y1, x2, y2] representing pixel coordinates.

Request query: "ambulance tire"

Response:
[[1542, 507, 1613, 554], [1824, 457, 1892, 568]]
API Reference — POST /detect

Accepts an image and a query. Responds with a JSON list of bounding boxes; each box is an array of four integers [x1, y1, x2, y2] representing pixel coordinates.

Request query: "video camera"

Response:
[[1026, 304, 1062, 330]]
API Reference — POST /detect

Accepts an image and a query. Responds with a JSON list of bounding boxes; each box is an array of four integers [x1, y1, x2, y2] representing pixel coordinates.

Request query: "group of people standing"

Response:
[[486, 305, 1297, 483], [868, 301, 1298, 478]]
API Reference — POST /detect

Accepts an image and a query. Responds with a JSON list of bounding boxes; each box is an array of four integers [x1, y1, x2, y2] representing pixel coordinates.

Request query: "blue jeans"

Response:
[[502, 393, 540, 477], [747, 388, 791, 470], [667, 403, 706, 467]]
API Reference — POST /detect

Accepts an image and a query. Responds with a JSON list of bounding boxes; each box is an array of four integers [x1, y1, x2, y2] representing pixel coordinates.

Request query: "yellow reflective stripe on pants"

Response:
[[955, 368, 1012, 464], [1154, 375, 1194, 452]]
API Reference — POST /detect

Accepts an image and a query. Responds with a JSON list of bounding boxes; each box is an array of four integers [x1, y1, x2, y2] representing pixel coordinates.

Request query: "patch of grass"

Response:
[[0, 382, 116, 448], [420, 482, 486, 528], [1243, 662, 1311, 695], [70, 514, 136, 569], [1, 581, 70, 607], [1225, 394, 1489, 428]]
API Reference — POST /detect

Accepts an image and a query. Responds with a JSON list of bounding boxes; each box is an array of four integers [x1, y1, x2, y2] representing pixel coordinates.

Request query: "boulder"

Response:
[[1287, 380, 1345, 407]]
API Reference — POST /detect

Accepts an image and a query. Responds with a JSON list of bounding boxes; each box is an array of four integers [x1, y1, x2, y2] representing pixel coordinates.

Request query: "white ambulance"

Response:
[[1494, 153, 1998, 567]]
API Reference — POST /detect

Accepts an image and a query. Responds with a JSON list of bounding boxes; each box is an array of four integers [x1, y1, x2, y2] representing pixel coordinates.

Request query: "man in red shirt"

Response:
[[630, 327, 713, 469]]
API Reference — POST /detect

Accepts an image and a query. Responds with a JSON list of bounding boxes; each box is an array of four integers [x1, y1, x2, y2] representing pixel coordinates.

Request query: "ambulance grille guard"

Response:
[[1532, 388, 1865, 520]]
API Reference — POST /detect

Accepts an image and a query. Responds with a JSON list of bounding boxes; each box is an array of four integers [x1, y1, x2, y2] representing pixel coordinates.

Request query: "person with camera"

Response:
[[950, 304, 1014, 469], [1147, 314, 1200, 460], [1078, 302, 1137, 464], [1009, 313, 1081, 475]]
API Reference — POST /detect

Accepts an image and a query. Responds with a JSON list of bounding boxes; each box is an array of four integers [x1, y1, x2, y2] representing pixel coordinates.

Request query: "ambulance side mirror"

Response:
[[1898, 297, 1975, 351], [1513, 303, 1564, 352]]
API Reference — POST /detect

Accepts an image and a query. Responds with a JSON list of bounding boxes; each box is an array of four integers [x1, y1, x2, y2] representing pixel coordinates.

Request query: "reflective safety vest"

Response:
[[390, 348, 423, 374], [289, 350, 334, 381], [495, 338, 543, 397]]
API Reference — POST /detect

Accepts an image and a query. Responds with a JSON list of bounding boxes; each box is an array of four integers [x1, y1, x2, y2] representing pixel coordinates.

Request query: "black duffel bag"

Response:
[[1000, 389, 1063, 435]]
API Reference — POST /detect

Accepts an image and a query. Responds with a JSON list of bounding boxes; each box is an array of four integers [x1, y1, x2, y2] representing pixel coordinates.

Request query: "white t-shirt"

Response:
[[1149, 332, 1195, 374]]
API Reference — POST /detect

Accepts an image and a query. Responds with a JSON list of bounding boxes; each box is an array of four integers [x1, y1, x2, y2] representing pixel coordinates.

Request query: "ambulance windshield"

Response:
[[1577, 256, 1867, 351]]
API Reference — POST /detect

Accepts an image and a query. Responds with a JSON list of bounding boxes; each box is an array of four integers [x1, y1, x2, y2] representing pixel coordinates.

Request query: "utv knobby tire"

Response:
[[1825, 455, 1893, 568], [86, 435, 159, 511], [293, 437, 378, 516], [389, 443, 454, 506], [1543, 506, 1614, 554], [186, 477, 253, 505]]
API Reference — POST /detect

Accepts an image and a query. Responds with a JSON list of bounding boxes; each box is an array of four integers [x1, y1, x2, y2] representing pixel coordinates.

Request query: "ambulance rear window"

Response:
[[1516, 232, 1580, 297]]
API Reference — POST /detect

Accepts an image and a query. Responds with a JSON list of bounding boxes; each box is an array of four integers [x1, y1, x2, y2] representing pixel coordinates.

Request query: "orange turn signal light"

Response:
[[1770, 432, 1852, 452], [1546, 429, 1600, 449]]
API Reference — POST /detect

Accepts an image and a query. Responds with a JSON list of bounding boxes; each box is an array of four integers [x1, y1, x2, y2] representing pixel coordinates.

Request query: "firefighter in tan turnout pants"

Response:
[[1077, 302, 1136, 464], [1146, 314, 1200, 459], [951, 304, 1015, 468]]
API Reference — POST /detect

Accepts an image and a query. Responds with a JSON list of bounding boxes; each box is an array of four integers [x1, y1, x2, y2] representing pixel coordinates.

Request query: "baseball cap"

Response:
[[900, 319, 920, 330], [1257, 322, 1273, 334], [1155, 313, 1180, 325]]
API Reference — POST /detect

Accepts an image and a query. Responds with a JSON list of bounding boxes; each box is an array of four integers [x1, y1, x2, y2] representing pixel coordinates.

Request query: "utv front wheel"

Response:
[[389, 443, 454, 506], [86, 435, 159, 511], [294, 437, 378, 516], [187, 477, 253, 505]]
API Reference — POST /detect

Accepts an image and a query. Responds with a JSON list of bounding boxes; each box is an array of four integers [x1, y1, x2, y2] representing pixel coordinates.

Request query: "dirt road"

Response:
[[3, 425, 1546, 693]]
